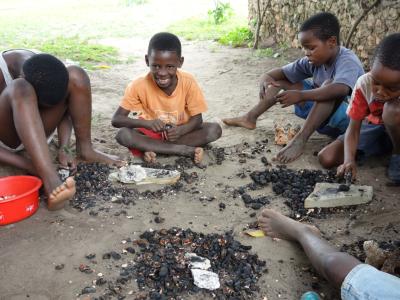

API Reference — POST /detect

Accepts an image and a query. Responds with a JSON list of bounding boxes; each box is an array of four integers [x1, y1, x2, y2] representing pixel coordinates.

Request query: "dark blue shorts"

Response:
[[338, 122, 393, 158], [294, 80, 350, 138]]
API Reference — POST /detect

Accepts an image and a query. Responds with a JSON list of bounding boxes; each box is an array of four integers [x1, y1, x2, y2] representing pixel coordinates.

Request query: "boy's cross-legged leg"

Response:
[[116, 128, 203, 163], [172, 122, 222, 163], [173, 122, 222, 146], [116, 122, 221, 164]]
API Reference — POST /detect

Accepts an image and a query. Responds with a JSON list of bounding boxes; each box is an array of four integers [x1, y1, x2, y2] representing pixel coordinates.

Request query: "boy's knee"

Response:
[[67, 65, 90, 88], [318, 148, 336, 169], [115, 128, 133, 146], [322, 252, 344, 277], [8, 79, 36, 102], [206, 123, 222, 142], [383, 101, 400, 126]]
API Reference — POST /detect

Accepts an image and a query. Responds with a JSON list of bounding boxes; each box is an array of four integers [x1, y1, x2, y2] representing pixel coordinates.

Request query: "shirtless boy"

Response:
[[0, 50, 123, 210]]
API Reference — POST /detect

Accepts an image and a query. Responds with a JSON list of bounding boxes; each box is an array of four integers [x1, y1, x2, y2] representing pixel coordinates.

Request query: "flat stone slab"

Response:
[[304, 182, 373, 208], [108, 165, 180, 185]]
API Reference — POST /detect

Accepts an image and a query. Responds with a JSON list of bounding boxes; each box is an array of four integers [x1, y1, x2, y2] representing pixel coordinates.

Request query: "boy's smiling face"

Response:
[[298, 30, 338, 67], [145, 50, 183, 94], [371, 61, 400, 102]]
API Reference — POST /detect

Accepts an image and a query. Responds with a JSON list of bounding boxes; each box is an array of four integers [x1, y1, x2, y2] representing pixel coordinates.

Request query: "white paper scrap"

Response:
[[190, 269, 221, 290]]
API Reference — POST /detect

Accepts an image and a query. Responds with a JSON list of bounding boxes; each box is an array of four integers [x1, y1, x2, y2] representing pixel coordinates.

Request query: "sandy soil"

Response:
[[0, 40, 399, 300]]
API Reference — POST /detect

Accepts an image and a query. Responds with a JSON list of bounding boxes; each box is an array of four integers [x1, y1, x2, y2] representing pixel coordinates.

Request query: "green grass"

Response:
[[0, 0, 153, 68], [0, 0, 251, 67], [254, 48, 274, 57], [4, 36, 120, 69], [0, 0, 150, 41], [40, 37, 120, 69], [219, 26, 253, 47], [167, 14, 249, 44]]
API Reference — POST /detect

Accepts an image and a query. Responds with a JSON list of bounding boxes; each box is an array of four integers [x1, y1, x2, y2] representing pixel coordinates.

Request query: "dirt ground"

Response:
[[1, 39, 400, 300]]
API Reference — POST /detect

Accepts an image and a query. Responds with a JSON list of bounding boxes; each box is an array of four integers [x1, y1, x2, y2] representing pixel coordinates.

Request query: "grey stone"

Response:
[[304, 182, 373, 208]]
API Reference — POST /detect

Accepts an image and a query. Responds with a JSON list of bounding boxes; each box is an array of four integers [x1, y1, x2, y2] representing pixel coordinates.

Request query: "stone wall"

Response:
[[248, 0, 400, 66]]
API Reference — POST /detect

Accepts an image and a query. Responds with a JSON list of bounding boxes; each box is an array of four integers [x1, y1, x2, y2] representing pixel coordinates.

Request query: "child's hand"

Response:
[[259, 80, 280, 99], [166, 125, 182, 142], [276, 90, 303, 107], [337, 161, 357, 180], [147, 119, 166, 132]]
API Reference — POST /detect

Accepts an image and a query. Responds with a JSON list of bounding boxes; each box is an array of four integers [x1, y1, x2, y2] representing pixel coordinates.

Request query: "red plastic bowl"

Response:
[[0, 176, 42, 225]]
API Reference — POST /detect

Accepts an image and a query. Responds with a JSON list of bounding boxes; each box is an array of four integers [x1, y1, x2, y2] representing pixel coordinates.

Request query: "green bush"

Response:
[[219, 27, 253, 47], [208, 1, 233, 24]]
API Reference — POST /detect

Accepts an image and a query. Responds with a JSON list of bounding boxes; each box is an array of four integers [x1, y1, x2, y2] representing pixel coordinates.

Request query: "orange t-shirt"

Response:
[[120, 70, 208, 126]]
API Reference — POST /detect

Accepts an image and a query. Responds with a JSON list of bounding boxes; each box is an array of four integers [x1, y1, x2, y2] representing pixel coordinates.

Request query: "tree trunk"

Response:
[[253, 0, 269, 49]]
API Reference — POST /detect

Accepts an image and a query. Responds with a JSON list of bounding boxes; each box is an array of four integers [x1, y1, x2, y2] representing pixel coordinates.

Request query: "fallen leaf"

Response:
[[244, 229, 266, 238]]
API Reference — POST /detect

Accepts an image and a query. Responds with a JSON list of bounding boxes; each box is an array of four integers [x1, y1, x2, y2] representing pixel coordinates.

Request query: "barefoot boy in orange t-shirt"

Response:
[[112, 32, 222, 163]]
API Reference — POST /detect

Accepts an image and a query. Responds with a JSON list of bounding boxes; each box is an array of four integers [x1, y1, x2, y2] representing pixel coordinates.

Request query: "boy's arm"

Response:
[[262, 68, 289, 83], [166, 114, 203, 142], [337, 119, 362, 179], [300, 83, 350, 102], [111, 106, 165, 132], [289, 55, 363, 106], [0, 146, 34, 173], [277, 83, 350, 107]]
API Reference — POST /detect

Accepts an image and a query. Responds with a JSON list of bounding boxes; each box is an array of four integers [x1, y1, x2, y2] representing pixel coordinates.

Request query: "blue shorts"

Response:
[[341, 264, 400, 300], [294, 80, 350, 138], [338, 122, 392, 158]]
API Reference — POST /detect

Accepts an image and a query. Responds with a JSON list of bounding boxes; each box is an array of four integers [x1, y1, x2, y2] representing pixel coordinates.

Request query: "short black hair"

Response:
[[300, 12, 340, 44], [22, 54, 69, 106], [147, 32, 182, 57], [374, 33, 400, 71]]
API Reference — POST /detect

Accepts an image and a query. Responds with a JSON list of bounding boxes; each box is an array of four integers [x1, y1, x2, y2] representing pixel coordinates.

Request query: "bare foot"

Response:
[[274, 136, 306, 164], [258, 209, 320, 241], [222, 115, 256, 130], [193, 147, 204, 164], [78, 148, 125, 167], [143, 151, 157, 163], [47, 177, 76, 211]]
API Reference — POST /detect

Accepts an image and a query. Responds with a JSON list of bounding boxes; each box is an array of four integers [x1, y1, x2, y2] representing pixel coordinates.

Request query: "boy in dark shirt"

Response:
[[223, 12, 364, 163]]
